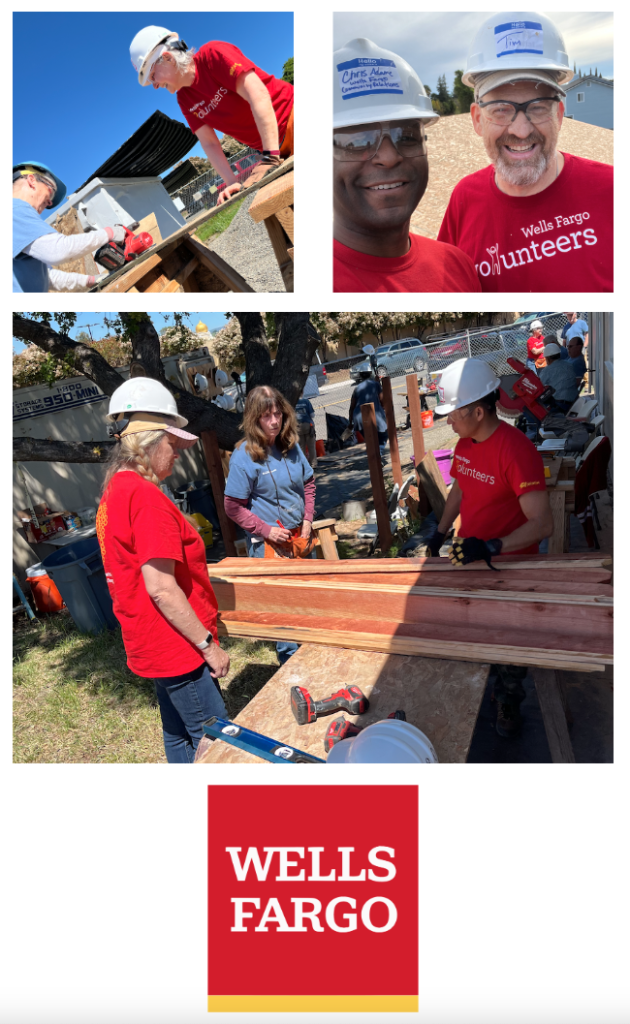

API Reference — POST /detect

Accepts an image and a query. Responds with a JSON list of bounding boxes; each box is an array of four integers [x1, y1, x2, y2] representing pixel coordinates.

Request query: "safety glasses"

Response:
[[477, 97, 560, 127], [333, 120, 428, 161]]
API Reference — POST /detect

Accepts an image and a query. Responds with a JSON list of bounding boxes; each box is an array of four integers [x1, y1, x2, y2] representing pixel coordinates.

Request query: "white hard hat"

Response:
[[326, 719, 438, 763], [462, 12, 573, 91], [543, 342, 561, 357], [213, 393, 235, 411], [333, 38, 438, 129], [108, 378, 188, 427], [214, 369, 229, 388], [434, 358, 501, 415], [130, 26, 179, 86], [530, 320, 544, 330]]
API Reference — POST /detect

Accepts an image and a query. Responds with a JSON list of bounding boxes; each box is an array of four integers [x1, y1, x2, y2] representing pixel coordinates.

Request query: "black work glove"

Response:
[[427, 530, 446, 557], [448, 536, 503, 570]]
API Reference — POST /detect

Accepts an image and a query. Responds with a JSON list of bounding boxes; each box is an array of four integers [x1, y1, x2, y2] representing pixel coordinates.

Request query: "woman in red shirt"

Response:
[[96, 379, 229, 763], [130, 26, 294, 205], [526, 320, 546, 371]]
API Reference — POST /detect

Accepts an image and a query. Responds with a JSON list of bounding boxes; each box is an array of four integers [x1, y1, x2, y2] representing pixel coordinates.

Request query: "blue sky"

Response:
[[13, 312, 229, 353], [13, 12, 293, 208]]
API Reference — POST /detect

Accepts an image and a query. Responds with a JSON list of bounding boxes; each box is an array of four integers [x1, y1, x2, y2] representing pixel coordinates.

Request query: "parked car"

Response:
[[426, 337, 468, 369], [308, 355, 327, 387], [349, 338, 429, 381]]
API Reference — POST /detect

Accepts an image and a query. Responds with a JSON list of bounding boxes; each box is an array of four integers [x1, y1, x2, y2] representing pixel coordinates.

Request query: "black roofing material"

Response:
[[162, 159, 201, 194], [77, 112, 197, 191]]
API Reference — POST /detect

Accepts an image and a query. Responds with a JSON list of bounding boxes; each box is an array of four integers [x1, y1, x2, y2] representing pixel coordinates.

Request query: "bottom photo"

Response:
[[12, 310, 613, 765]]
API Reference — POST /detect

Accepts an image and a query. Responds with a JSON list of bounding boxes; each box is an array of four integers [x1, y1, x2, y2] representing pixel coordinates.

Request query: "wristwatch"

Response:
[[195, 632, 213, 650]]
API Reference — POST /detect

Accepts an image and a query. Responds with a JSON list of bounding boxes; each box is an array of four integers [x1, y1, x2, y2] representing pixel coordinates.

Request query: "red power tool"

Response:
[[94, 222, 154, 272], [324, 710, 407, 753], [498, 357, 554, 421], [290, 685, 369, 726]]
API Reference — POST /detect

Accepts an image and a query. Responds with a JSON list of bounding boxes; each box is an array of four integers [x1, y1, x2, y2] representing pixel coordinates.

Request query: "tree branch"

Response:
[[13, 437, 115, 463], [120, 313, 167, 381], [235, 313, 273, 390], [12, 314, 125, 396], [272, 314, 321, 405]]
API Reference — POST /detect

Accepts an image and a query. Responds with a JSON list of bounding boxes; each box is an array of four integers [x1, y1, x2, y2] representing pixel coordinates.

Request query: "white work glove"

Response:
[[105, 225, 127, 244], [87, 273, 109, 287]]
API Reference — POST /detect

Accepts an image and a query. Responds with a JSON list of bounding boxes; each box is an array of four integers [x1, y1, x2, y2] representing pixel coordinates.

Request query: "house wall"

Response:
[[565, 80, 613, 130]]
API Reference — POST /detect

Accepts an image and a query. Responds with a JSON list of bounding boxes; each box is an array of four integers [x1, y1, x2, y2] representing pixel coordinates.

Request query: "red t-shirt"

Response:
[[177, 41, 293, 150], [333, 234, 481, 292], [96, 472, 218, 678], [527, 335, 544, 359], [437, 153, 613, 292], [451, 421, 547, 554]]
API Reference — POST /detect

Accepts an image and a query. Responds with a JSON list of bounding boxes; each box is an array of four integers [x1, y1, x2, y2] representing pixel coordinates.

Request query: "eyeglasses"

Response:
[[478, 97, 560, 126], [333, 120, 428, 162]]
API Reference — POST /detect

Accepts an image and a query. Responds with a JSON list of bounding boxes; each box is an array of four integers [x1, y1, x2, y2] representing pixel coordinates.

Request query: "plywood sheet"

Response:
[[195, 644, 491, 765]]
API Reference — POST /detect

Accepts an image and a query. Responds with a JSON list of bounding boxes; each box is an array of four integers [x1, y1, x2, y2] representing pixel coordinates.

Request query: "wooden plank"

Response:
[[380, 377, 403, 488], [274, 205, 294, 242], [200, 431, 237, 557], [195, 644, 491, 765], [417, 451, 448, 521], [531, 668, 576, 762], [216, 618, 609, 672], [548, 490, 567, 555], [313, 526, 339, 561], [157, 278, 184, 293], [287, 246, 294, 261], [263, 215, 294, 291], [406, 373, 429, 515], [248, 171, 294, 223], [183, 235, 254, 293], [100, 242, 180, 293], [136, 212, 162, 246], [266, 572, 612, 597], [362, 402, 391, 553], [212, 556, 612, 577], [92, 158, 294, 291]]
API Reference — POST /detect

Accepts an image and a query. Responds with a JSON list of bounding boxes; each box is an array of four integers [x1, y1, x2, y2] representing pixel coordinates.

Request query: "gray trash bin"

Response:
[[41, 537, 118, 633]]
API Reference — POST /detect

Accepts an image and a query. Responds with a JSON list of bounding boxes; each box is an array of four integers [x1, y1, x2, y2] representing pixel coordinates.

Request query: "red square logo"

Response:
[[208, 785, 418, 1013]]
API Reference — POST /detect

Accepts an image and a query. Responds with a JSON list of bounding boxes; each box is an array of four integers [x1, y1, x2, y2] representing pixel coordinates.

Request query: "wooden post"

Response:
[[531, 668, 576, 763], [416, 451, 448, 521], [200, 430, 237, 556], [362, 402, 392, 553], [405, 373, 429, 516], [380, 377, 402, 489]]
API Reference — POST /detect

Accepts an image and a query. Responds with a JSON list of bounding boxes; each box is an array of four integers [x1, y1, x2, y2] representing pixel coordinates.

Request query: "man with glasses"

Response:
[[130, 27, 293, 207], [428, 357, 552, 736], [13, 161, 125, 292], [438, 12, 613, 292], [333, 38, 480, 292]]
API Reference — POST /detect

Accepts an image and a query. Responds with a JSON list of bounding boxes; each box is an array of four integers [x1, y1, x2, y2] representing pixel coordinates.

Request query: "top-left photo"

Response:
[[13, 12, 294, 294]]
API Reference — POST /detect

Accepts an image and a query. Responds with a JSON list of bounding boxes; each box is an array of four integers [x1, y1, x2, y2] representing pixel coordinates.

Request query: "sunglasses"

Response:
[[333, 120, 428, 161], [477, 97, 560, 127]]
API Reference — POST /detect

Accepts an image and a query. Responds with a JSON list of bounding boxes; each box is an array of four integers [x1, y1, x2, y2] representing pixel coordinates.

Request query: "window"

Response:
[[577, 92, 585, 102]]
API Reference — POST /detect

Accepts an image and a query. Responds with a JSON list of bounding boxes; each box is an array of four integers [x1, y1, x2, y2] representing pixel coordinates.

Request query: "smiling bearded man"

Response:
[[438, 11, 613, 292], [333, 38, 480, 293]]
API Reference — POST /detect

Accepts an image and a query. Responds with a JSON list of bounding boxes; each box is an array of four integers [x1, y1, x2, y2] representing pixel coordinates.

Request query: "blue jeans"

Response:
[[249, 537, 299, 665], [152, 662, 227, 764]]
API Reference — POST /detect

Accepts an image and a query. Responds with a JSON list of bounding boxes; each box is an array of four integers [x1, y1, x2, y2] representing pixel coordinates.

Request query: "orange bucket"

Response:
[[315, 440, 325, 458], [26, 565, 64, 614], [421, 410, 434, 429]]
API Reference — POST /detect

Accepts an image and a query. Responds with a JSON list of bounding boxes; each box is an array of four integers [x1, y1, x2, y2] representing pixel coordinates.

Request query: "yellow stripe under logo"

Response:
[[208, 994, 418, 1012]]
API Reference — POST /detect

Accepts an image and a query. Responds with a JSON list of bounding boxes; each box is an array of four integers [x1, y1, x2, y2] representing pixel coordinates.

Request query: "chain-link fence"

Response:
[[311, 313, 589, 443], [170, 146, 263, 219]]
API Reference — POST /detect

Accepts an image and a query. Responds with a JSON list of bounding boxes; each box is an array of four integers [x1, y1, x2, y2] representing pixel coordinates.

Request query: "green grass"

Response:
[[13, 613, 278, 764], [195, 198, 245, 242]]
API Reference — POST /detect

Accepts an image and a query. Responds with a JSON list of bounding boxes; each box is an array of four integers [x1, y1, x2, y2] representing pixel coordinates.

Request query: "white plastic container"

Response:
[[326, 719, 439, 764]]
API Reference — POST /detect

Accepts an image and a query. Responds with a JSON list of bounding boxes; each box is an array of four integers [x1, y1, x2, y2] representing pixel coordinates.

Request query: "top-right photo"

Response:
[[333, 11, 613, 293]]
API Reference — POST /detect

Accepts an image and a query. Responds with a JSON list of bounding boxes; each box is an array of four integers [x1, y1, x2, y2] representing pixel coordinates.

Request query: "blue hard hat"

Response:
[[13, 161, 67, 207]]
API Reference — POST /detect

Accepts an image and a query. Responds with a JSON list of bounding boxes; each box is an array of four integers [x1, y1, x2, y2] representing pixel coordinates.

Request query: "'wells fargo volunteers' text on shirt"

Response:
[[437, 153, 613, 292], [451, 421, 547, 554], [177, 41, 293, 151], [333, 234, 481, 292]]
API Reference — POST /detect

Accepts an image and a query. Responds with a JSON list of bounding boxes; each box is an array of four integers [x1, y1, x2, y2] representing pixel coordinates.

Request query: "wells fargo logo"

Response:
[[207, 785, 418, 1012], [229, 62, 243, 75]]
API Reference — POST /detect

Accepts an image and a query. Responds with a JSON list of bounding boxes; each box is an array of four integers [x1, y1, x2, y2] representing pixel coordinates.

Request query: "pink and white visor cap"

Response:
[[120, 412, 199, 449]]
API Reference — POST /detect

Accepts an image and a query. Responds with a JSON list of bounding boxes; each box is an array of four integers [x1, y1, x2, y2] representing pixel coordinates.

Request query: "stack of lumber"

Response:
[[210, 553, 613, 673]]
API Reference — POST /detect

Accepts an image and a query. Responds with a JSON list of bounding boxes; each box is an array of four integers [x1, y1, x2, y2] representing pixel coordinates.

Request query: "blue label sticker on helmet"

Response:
[[494, 21, 543, 59], [337, 57, 403, 100]]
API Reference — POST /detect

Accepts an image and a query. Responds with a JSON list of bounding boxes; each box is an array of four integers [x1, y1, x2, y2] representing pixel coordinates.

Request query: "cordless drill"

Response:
[[290, 685, 369, 726], [324, 710, 407, 753], [94, 222, 154, 272]]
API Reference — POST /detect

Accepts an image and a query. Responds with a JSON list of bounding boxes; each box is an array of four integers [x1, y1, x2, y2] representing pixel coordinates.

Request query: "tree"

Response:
[[312, 312, 488, 352], [282, 57, 294, 84], [12, 313, 320, 463], [452, 70, 475, 114], [430, 74, 455, 116]]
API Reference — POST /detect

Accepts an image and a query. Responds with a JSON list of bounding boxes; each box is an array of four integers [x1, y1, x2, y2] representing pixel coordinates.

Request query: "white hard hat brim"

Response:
[[334, 103, 439, 130], [138, 31, 179, 86], [473, 69, 568, 99]]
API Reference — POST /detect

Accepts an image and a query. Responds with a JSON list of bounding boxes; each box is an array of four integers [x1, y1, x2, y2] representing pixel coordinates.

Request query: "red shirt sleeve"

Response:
[[197, 41, 256, 91], [130, 497, 186, 566], [504, 434, 547, 497]]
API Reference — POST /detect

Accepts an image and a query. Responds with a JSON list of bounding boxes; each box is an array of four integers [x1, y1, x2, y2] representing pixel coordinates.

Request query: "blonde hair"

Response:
[[102, 429, 165, 492], [240, 386, 299, 464]]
